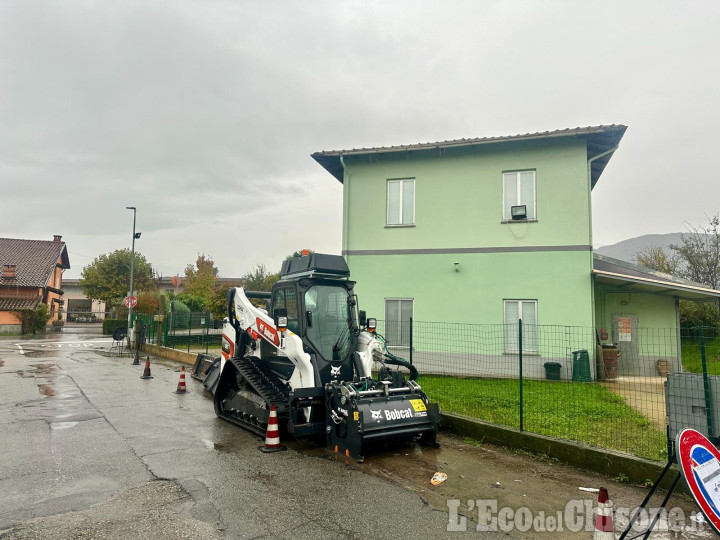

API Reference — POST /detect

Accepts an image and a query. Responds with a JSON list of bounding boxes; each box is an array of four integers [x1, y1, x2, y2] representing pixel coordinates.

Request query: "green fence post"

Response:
[[519, 318, 523, 432], [188, 313, 192, 353], [205, 312, 209, 355], [700, 324, 714, 438], [409, 317, 413, 366]]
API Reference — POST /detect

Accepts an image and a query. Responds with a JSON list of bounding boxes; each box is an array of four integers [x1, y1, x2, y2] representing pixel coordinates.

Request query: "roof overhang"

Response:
[[593, 254, 720, 301], [312, 124, 627, 188]]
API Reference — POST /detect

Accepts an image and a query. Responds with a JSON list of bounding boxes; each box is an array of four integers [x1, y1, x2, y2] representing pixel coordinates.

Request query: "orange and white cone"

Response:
[[140, 357, 153, 379], [259, 403, 286, 453], [175, 366, 188, 393], [593, 487, 614, 539]]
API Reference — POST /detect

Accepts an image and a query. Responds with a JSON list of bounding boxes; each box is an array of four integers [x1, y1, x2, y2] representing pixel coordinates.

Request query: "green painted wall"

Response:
[[593, 283, 679, 375], [350, 251, 594, 329], [342, 138, 591, 252], [342, 137, 595, 329]]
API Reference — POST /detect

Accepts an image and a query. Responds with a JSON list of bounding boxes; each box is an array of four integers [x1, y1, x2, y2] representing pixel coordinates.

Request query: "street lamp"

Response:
[[126, 206, 140, 340]]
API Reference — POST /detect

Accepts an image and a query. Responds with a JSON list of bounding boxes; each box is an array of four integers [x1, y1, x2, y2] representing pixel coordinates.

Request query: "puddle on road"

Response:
[[23, 350, 57, 358], [50, 421, 78, 430]]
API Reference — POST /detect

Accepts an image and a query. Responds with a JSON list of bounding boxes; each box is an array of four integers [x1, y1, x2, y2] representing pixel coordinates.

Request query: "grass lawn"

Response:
[[681, 337, 720, 374], [419, 375, 668, 461]]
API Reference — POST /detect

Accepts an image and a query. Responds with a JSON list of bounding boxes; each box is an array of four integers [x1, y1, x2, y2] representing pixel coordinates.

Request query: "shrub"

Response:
[[102, 319, 127, 335], [170, 299, 191, 329], [20, 304, 50, 334]]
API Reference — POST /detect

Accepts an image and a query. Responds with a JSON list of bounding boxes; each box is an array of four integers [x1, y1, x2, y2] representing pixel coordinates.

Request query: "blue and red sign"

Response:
[[677, 428, 720, 535]]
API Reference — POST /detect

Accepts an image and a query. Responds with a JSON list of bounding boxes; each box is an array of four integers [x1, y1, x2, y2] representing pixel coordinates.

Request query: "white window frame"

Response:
[[384, 297, 414, 348], [503, 299, 538, 354], [386, 178, 415, 226], [502, 170, 536, 221]]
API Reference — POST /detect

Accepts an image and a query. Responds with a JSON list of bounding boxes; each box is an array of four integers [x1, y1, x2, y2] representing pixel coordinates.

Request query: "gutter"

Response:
[[340, 156, 350, 259]]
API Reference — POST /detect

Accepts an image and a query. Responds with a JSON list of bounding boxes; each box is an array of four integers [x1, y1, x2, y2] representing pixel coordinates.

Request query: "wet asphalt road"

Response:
[[0, 333, 508, 539]]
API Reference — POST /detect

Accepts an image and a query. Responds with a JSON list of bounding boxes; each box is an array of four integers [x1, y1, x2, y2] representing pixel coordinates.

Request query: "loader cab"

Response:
[[269, 254, 358, 384]]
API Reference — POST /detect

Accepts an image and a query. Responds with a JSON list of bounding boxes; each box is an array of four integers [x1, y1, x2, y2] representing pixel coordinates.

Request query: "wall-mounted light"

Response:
[[511, 205, 527, 220], [453, 262, 460, 272]]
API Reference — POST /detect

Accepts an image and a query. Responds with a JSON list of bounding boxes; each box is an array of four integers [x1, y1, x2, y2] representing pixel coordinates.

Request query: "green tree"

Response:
[[184, 254, 218, 302], [80, 249, 155, 306]]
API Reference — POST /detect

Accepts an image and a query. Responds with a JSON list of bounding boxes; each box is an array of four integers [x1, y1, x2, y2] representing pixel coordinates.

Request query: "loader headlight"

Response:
[[367, 318, 377, 332], [277, 316, 288, 332]]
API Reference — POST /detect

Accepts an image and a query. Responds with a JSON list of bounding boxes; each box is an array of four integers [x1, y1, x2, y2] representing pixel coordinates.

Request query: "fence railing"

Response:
[[126, 311, 719, 461], [374, 319, 718, 461], [132, 312, 221, 354]]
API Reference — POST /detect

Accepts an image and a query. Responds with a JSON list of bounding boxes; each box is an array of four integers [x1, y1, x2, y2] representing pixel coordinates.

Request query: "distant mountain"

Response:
[[594, 233, 684, 264]]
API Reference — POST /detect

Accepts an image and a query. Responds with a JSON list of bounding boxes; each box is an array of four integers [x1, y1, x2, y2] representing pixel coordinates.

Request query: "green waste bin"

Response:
[[571, 349, 592, 382], [544, 362, 561, 381]]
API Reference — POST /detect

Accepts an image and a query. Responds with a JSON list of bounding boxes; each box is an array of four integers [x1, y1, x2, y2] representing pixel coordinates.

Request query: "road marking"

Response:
[[15, 344, 24, 355], [13, 340, 113, 350]]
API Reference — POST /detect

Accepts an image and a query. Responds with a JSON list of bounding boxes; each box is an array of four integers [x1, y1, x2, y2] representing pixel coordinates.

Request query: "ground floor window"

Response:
[[504, 299, 538, 353], [385, 298, 413, 347]]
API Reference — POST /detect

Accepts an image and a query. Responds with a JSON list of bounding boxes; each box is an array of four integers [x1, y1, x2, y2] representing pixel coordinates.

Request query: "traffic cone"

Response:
[[593, 487, 614, 539], [140, 356, 153, 379], [259, 403, 286, 453], [175, 366, 188, 394]]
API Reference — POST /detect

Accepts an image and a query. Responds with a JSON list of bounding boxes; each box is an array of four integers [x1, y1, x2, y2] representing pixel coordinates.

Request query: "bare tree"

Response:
[[670, 215, 720, 290]]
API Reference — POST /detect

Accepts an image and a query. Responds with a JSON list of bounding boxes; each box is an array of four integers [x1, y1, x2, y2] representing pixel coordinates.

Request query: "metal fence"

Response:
[[132, 312, 222, 353], [128, 310, 720, 461], [375, 319, 719, 461]]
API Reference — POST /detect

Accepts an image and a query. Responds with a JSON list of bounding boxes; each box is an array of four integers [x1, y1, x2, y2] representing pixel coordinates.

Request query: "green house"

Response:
[[312, 126, 720, 379]]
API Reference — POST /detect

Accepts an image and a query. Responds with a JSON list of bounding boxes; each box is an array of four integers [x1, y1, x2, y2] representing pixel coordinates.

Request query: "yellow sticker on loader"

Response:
[[409, 399, 427, 412], [353, 411, 359, 421]]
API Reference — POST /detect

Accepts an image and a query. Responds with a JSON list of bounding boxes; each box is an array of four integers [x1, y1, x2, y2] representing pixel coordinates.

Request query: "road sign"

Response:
[[677, 428, 720, 534], [124, 296, 137, 308], [171, 275, 181, 288]]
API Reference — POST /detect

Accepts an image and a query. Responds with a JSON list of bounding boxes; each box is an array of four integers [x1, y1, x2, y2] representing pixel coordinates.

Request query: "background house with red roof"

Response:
[[0, 235, 70, 333]]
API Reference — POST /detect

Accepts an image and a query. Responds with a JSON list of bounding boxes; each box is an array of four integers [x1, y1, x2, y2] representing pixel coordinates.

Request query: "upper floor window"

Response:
[[502, 171, 536, 221], [387, 178, 415, 226]]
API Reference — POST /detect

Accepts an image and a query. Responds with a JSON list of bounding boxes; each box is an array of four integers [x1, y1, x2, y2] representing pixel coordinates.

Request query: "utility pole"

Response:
[[126, 206, 139, 343]]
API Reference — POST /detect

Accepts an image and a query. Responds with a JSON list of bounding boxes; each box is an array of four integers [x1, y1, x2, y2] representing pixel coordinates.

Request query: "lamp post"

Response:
[[126, 206, 139, 341]]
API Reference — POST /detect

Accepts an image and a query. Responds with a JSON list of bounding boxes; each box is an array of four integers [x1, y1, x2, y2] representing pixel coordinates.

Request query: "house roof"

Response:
[[0, 238, 70, 288], [593, 253, 720, 301], [312, 124, 627, 189], [0, 296, 42, 311]]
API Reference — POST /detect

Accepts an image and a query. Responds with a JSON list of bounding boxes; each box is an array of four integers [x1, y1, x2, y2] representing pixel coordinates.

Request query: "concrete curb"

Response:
[[142, 343, 197, 366], [440, 412, 682, 492]]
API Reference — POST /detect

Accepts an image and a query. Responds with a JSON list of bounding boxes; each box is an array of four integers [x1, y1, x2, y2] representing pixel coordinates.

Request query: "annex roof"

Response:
[[593, 253, 720, 301], [0, 296, 42, 311], [0, 238, 70, 288], [312, 124, 626, 189]]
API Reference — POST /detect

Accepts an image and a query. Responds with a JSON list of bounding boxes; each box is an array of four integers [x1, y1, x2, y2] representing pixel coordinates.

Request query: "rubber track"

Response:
[[216, 356, 291, 436], [235, 356, 289, 410]]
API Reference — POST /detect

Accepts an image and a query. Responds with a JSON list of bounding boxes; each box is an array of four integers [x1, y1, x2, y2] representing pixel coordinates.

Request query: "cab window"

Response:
[[272, 288, 299, 333]]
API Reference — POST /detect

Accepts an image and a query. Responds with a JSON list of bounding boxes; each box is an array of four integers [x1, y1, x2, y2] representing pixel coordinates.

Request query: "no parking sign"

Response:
[[677, 428, 720, 535]]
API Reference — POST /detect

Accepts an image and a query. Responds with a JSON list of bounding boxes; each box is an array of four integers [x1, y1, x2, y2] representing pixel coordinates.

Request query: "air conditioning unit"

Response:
[[511, 205, 527, 220]]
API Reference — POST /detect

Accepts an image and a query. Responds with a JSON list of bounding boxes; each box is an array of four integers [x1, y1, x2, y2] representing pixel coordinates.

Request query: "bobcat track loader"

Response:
[[211, 253, 439, 460]]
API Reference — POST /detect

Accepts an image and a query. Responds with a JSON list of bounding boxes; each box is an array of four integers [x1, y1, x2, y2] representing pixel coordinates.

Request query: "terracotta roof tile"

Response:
[[0, 296, 42, 311], [0, 238, 70, 288]]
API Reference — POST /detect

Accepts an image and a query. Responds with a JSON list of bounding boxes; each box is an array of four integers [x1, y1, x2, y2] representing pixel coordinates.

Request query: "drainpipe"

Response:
[[587, 145, 618, 334], [340, 156, 350, 260]]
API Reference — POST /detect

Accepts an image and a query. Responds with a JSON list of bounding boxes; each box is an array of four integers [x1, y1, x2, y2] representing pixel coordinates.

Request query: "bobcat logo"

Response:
[[330, 365, 341, 379], [370, 409, 383, 422]]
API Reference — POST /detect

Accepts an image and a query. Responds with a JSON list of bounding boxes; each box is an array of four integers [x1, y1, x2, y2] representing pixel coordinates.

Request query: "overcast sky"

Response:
[[1, 1, 718, 279]]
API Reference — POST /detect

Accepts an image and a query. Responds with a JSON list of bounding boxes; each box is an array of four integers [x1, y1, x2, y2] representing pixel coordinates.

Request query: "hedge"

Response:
[[102, 319, 127, 335]]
